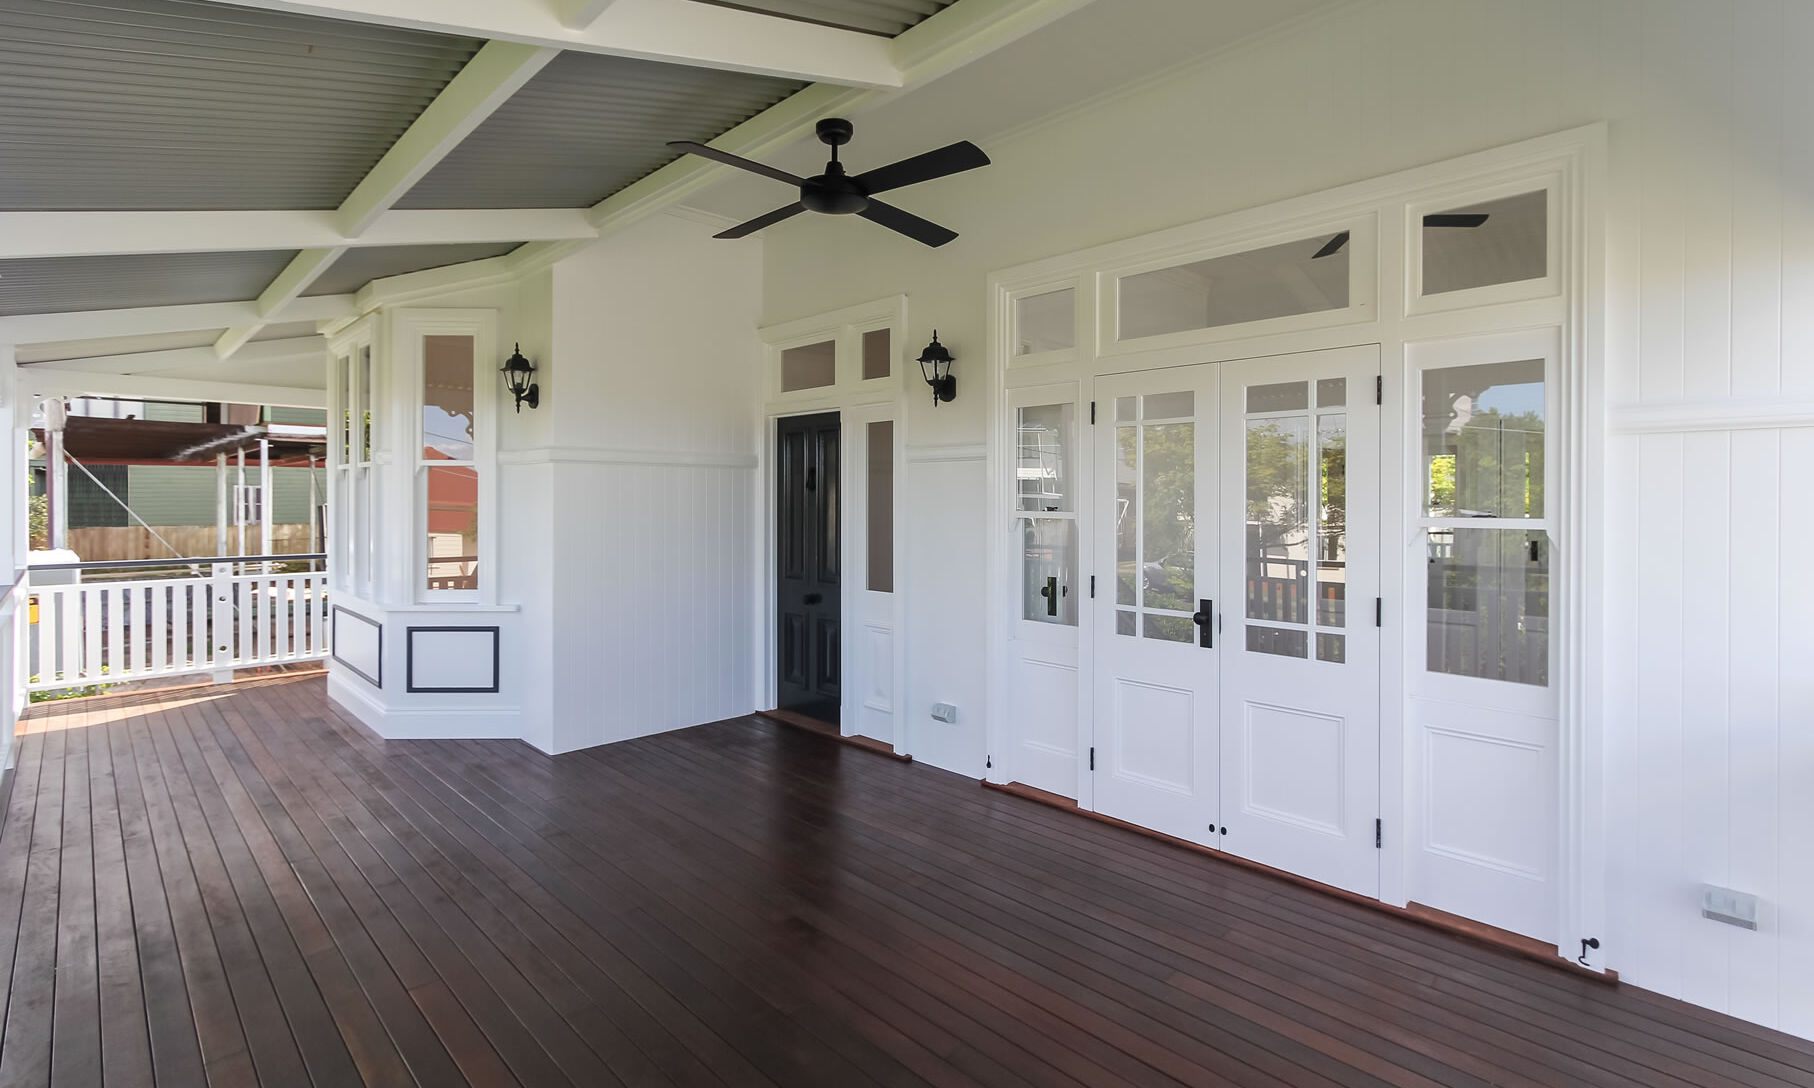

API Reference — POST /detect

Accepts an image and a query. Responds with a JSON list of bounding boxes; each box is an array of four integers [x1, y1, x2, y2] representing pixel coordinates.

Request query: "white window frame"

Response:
[[393, 308, 498, 607]]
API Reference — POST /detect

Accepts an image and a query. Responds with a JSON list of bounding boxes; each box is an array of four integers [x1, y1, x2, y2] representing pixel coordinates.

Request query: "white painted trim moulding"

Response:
[[498, 447, 759, 468], [904, 443, 988, 463], [1607, 399, 1814, 434]]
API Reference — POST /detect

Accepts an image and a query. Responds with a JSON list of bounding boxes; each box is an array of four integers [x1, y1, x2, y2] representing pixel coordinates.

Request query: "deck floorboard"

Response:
[[1, 673, 1810, 1087]]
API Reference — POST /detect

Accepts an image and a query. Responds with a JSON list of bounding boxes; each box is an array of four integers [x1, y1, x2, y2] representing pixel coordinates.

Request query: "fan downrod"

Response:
[[802, 118, 868, 215]]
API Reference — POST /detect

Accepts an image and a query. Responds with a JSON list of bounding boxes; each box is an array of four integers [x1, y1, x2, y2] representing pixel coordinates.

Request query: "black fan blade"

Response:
[[668, 141, 805, 187], [859, 199, 959, 248], [854, 141, 990, 196], [1312, 231, 1350, 259], [1424, 213, 1490, 228], [715, 202, 807, 240]]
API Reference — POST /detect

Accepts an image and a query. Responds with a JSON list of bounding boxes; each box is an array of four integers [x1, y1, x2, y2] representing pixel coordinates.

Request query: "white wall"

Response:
[[753, 0, 1814, 1038], [544, 211, 765, 752]]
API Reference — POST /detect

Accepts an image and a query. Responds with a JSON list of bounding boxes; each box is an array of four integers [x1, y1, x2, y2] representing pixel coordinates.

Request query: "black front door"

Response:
[[776, 412, 840, 723]]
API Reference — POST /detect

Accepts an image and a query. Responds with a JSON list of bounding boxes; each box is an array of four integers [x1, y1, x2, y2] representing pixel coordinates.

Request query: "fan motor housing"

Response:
[[801, 170, 869, 215]]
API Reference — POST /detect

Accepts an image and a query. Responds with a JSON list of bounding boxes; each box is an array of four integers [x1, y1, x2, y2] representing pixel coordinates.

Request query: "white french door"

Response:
[[1090, 364, 1221, 846], [1217, 345, 1381, 897], [1087, 346, 1380, 894]]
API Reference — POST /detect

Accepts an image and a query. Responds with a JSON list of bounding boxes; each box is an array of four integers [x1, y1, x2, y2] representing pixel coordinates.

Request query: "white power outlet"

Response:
[[1701, 885, 1759, 930], [930, 702, 958, 723]]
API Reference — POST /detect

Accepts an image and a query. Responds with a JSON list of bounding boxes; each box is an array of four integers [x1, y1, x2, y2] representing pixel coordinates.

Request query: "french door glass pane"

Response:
[[1245, 414, 1310, 629], [1316, 411, 1347, 628], [1423, 359, 1545, 518], [424, 465, 479, 592], [1141, 422, 1195, 613], [1017, 403, 1073, 513], [1016, 288, 1075, 354], [1021, 518, 1076, 625], [866, 420, 893, 592], [1427, 528, 1548, 685], [1422, 190, 1547, 296], [423, 335, 475, 461], [1144, 614, 1194, 642]]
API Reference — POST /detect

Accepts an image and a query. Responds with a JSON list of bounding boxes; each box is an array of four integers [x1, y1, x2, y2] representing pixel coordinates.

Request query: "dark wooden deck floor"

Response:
[[3, 675, 1812, 1087]]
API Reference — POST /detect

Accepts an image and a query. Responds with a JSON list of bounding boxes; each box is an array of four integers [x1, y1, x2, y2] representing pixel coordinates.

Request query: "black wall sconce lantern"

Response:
[[501, 344, 539, 412], [917, 331, 956, 406]]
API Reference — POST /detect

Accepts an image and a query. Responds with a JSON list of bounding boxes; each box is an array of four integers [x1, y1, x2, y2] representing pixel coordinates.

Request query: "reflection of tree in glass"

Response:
[[1141, 423, 1195, 612], [1434, 405, 1544, 517], [1246, 420, 1309, 551]]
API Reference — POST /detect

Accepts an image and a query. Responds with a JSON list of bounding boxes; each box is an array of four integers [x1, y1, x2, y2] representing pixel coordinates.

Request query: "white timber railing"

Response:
[[26, 554, 329, 694]]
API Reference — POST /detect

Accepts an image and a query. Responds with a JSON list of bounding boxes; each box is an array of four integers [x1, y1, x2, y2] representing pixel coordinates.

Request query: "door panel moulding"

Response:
[[981, 124, 1605, 971]]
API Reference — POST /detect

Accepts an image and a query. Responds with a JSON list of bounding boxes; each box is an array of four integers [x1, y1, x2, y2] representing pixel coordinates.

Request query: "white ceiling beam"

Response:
[[0, 296, 354, 346], [202, 0, 899, 87], [0, 208, 596, 261], [219, 40, 559, 359], [27, 338, 326, 377], [550, 0, 618, 30], [20, 370, 327, 410]]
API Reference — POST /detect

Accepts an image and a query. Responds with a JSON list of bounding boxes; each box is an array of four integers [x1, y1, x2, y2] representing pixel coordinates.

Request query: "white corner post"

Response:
[[216, 453, 229, 557], [307, 453, 319, 555], [235, 448, 247, 558], [259, 435, 273, 566], [44, 397, 68, 552]]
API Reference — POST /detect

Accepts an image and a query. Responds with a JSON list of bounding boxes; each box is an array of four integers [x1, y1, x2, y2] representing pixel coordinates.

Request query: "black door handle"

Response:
[[803, 592, 822, 605], [1191, 599, 1214, 648], [1039, 576, 1058, 616]]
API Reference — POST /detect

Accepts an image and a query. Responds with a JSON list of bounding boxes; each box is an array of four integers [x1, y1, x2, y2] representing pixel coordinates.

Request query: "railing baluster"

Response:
[[288, 577, 301, 660], [152, 583, 168, 673], [83, 586, 102, 685]]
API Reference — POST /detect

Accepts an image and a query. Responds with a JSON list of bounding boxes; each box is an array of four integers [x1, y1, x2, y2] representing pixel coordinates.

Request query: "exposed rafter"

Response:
[[26, 338, 328, 377], [0, 298, 354, 346], [199, 0, 900, 87], [19, 369, 328, 410], [216, 40, 560, 360], [0, 209, 595, 261]]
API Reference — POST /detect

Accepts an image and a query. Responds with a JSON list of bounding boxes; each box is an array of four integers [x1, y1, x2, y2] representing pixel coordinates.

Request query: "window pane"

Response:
[[1427, 529, 1548, 685], [1317, 377, 1346, 407], [1247, 625, 1308, 658], [1016, 403, 1073, 513], [1016, 288, 1075, 354], [781, 340, 836, 392], [1247, 381, 1307, 414], [1144, 614, 1194, 643], [423, 335, 475, 462], [1142, 422, 1195, 613], [862, 329, 891, 381], [1021, 518, 1076, 625], [424, 465, 479, 592], [1316, 633, 1346, 663], [866, 420, 893, 592], [1115, 425, 1137, 605], [1422, 190, 1547, 296], [361, 345, 374, 461], [337, 355, 352, 463], [1423, 359, 1545, 518], [1245, 416, 1309, 623], [1119, 234, 1349, 341], [1143, 391, 1194, 420], [1317, 413, 1346, 629]]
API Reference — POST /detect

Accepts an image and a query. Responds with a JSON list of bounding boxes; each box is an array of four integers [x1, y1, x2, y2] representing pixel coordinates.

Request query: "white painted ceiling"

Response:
[[681, 0, 1338, 223]]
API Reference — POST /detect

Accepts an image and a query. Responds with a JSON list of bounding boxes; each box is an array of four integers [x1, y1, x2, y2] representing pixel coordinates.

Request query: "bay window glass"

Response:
[[421, 335, 479, 593]]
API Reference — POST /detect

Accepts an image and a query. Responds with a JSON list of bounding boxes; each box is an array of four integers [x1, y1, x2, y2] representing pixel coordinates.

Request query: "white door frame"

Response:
[[983, 125, 1607, 968], [754, 297, 910, 751]]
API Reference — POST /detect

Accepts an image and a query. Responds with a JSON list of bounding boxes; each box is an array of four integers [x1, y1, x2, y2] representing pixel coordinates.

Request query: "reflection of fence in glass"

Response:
[[1426, 528, 1548, 686]]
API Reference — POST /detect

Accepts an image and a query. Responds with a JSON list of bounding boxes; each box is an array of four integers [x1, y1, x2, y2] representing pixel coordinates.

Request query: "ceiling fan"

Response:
[[668, 118, 990, 248], [1311, 213, 1491, 259]]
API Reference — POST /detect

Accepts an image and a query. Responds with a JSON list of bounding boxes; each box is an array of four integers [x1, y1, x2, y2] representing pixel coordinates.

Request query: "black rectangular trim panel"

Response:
[[405, 625, 501, 694], [331, 606, 382, 688]]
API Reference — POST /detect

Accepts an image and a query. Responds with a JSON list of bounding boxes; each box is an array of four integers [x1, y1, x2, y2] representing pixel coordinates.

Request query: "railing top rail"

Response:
[[28, 553, 327, 574]]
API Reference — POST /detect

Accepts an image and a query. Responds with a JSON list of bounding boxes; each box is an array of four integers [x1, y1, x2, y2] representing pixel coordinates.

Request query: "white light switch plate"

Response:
[[931, 702, 958, 723]]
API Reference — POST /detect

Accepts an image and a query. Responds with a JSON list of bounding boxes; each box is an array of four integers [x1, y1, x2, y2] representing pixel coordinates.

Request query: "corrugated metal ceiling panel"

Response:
[[0, 0, 480, 211], [303, 242, 520, 296], [0, 251, 297, 316], [692, 0, 952, 36], [396, 51, 806, 209]]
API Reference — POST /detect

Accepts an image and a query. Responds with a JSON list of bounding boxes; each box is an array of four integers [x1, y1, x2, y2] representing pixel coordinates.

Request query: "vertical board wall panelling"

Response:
[[1778, 429, 1814, 1038]]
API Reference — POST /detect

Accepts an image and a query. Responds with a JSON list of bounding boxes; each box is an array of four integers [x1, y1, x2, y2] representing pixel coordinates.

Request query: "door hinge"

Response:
[[1089, 400, 1096, 424], [1089, 575, 1096, 599], [1375, 598, 1382, 627], [1375, 375, 1383, 405], [1089, 746, 1095, 771], [1375, 818, 1382, 849]]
